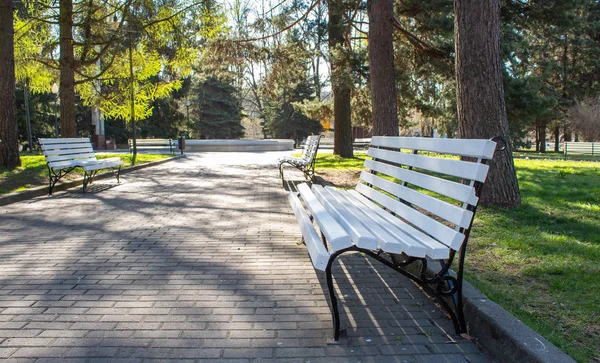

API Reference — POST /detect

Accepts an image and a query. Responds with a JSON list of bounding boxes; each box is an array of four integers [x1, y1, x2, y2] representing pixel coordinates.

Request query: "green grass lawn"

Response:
[[313, 154, 599, 362], [0, 153, 173, 194]]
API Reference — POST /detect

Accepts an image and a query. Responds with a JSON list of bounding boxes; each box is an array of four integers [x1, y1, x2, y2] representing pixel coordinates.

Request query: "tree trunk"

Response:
[[368, 0, 398, 137], [59, 0, 77, 137], [328, 0, 353, 158], [554, 126, 560, 152], [536, 120, 547, 153], [0, 0, 21, 168], [455, 0, 520, 208]]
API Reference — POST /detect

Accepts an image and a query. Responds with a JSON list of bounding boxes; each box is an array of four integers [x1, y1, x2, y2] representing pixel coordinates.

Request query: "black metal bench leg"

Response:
[[325, 257, 341, 341], [279, 163, 285, 186]]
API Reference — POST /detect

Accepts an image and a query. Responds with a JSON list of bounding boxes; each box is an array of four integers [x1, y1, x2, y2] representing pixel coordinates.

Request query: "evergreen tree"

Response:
[[192, 77, 244, 139]]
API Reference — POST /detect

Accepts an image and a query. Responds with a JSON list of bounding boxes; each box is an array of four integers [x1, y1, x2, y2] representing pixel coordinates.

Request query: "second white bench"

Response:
[[39, 138, 124, 195]]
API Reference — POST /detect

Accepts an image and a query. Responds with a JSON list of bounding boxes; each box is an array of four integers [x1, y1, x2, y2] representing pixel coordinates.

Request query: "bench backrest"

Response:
[[129, 139, 173, 146], [302, 135, 322, 163], [358, 136, 497, 253], [39, 138, 98, 168]]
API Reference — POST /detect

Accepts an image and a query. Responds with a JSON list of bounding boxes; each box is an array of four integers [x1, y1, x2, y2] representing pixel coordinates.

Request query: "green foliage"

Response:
[[192, 77, 244, 139], [13, 15, 54, 92], [263, 79, 323, 140]]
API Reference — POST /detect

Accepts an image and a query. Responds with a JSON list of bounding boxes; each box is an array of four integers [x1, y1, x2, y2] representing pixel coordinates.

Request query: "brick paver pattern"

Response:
[[0, 152, 490, 362]]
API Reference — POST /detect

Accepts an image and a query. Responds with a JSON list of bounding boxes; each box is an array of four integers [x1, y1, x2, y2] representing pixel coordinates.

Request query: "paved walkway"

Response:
[[0, 152, 491, 362]]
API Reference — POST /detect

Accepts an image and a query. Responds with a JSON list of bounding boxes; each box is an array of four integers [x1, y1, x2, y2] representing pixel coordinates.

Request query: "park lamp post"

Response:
[[51, 83, 59, 137], [185, 99, 191, 138]]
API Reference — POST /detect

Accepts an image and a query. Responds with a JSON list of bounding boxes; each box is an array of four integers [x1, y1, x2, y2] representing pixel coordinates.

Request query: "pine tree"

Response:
[[193, 77, 244, 139]]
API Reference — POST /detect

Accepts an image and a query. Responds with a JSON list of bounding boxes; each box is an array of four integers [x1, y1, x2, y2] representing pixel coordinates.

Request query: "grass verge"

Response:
[[0, 153, 173, 194], [313, 154, 599, 362]]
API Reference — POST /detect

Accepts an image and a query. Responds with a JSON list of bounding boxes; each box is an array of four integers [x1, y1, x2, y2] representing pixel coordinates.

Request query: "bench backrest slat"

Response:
[[358, 136, 497, 252], [39, 138, 99, 168], [364, 159, 479, 205], [302, 135, 322, 163], [360, 171, 474, 229], [370, 136, 497, 159], [367, 148, 490, 182]]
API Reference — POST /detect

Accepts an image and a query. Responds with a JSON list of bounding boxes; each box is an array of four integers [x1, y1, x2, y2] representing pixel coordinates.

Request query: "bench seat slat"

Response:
[[364, 159, 479, 205], [312, 185, 378, 250], [347, 190, 450, 259], [360, 171, 474, 229], [356, 183, 464, 251], [368, 148, 490, 182], [370, 136, 497, 159], [327, 187, 428, 257], [288, 192, 331, 271], [297, 184, 351, 251]]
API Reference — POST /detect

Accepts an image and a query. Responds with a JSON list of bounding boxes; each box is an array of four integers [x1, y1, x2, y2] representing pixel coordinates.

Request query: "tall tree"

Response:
[[455, 0, 520, 207], [328, 0, 353, 157], [193, 77, 244, 139], [367, 0, 398, 136], [58, 0, 76, 137], [0, 0, 21, 168]]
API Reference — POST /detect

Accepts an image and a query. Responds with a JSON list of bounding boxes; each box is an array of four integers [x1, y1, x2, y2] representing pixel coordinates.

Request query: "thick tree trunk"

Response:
[[0, 0, 21, 168], [368, 0, 398, 137], [554, 126, 560, 152], [328, 0, 353, 158], [455, 0, 520, 208], [59, 0, 77, 137]]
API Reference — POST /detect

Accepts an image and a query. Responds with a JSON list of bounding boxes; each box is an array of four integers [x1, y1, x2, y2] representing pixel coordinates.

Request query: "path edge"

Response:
[[0, 154, 186, 207]]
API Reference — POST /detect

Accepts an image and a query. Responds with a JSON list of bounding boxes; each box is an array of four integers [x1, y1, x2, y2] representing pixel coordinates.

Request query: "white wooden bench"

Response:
[[39, 138, 124, 195], [129, 138, 174, 154], [288, 136, 503, 341], [276, 134, 322, 185]]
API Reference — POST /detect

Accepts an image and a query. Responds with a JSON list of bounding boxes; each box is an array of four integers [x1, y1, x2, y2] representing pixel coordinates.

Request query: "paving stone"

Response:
[[0, 152, 490, 362]]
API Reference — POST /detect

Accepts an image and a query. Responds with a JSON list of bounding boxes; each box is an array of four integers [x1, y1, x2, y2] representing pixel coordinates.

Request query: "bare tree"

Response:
[[568, 97, 600, 141]]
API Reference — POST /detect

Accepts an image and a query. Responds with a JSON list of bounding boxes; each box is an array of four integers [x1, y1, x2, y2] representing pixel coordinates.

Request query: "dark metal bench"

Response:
[[276, 134, 322, 185], [129, 138, 174, 154], [288, 136, 503, 341]]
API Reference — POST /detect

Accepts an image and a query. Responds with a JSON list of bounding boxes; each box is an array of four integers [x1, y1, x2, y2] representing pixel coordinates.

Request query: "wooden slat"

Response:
[[364, 159, 479, 205], [39, 138, 91, 145], [368, 147, 490, 182], [360, 172, 473, 229], [355, 183, 464, 250], [328, 188, 427, 257], [297, 183, 352, 252], [46, 153, 97, 163], [288, 192, 331, 271], [82, 160, 123, 171], [42, 147, 95, 157], [370, 136, 497, 159], [347, 190, 450, 259], [312, 185, 378, 250]]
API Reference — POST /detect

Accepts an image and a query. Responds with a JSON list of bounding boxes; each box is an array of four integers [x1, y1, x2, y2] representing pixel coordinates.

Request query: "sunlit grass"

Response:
[[0, 153, 173, 194], [315, 153, 600, 362]]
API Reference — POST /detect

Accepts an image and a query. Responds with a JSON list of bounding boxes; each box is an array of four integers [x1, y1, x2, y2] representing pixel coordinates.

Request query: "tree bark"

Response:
[[455, 0, 520, 208], [328, 0, 353, 158], [368, 0, 398, 137], [0, 0, 21, 168], [59, 0, 77, 137]]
